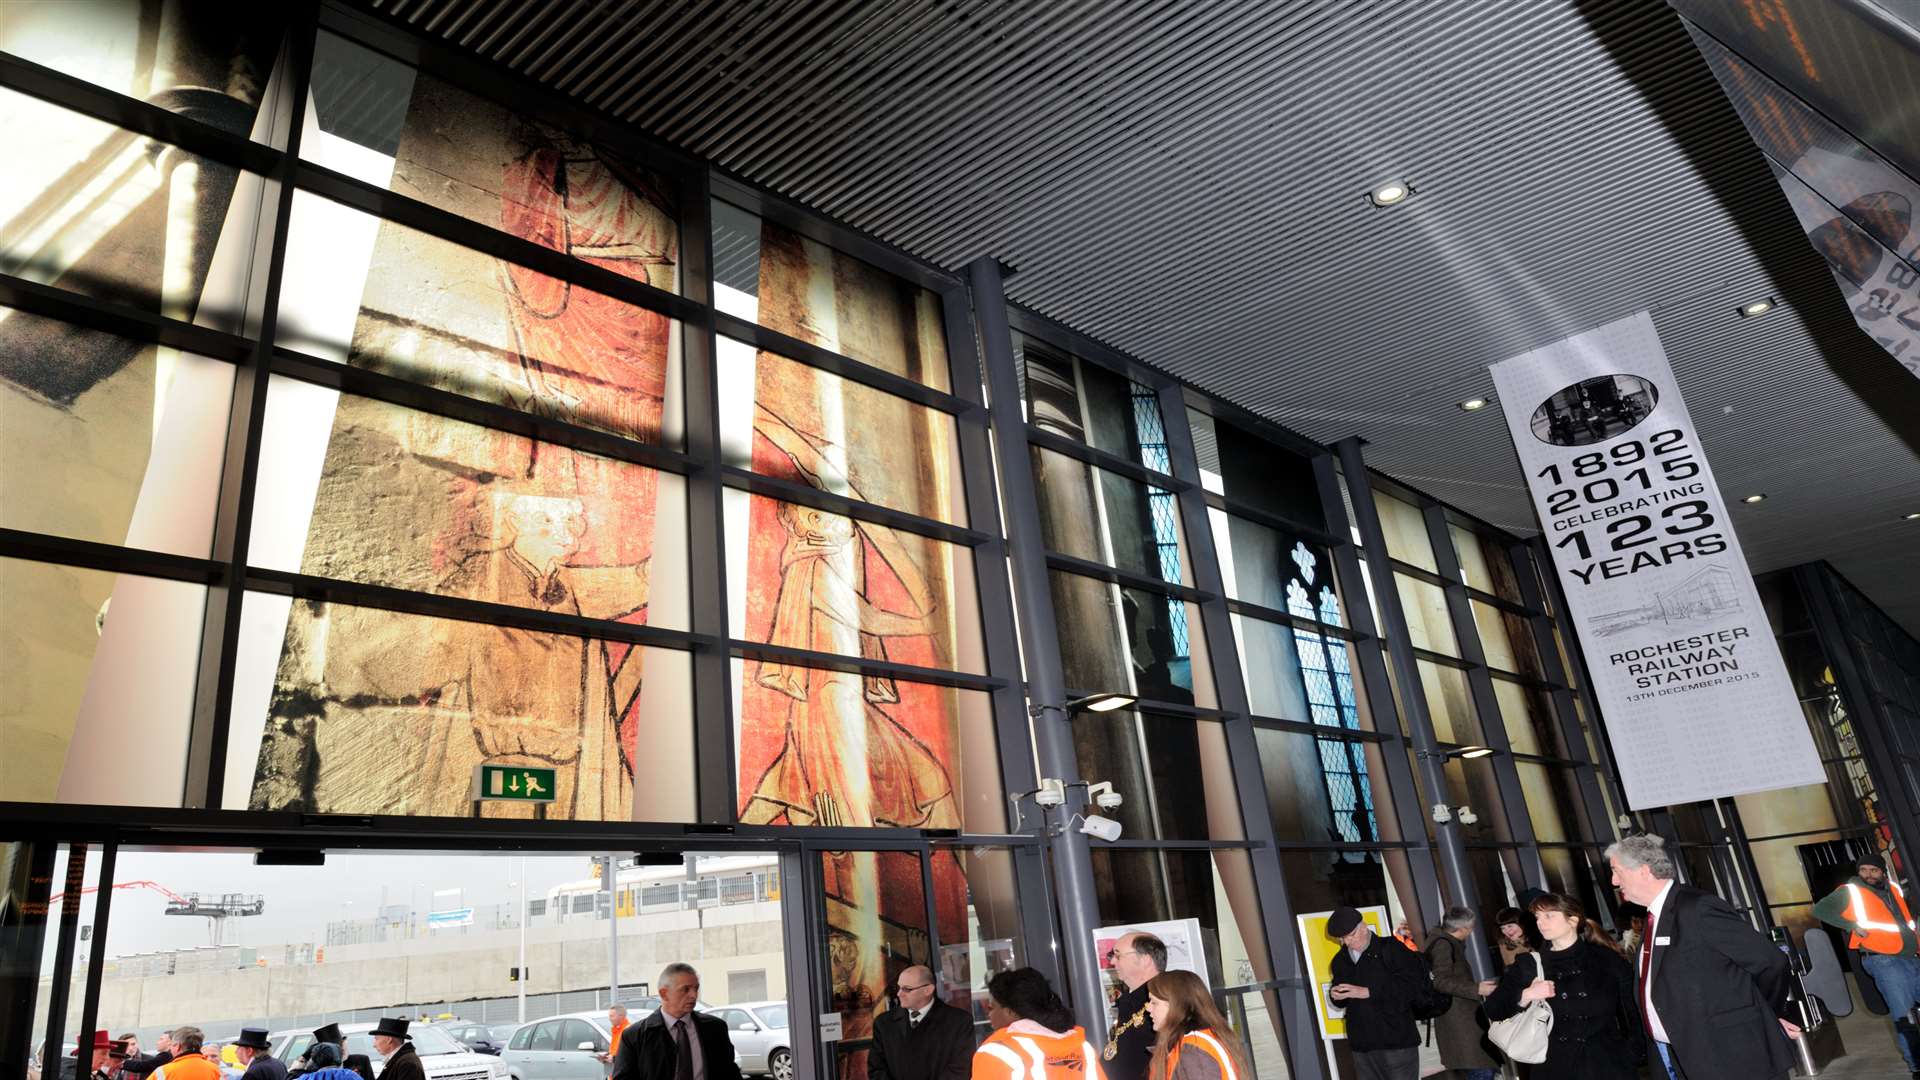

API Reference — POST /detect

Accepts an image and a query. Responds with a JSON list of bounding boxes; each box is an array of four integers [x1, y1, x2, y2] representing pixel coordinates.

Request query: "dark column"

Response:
[[965, 257, 1106, 1029], [1334, 439, 1479, 930], [1156, 386, 1330, 1080]]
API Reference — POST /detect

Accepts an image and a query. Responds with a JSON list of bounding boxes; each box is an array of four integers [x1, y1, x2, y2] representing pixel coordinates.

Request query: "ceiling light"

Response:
[[1741, 493, 1766, 504], [1738, 297, 1777, 317], [1368, 181, 1411, 207], [1458, 397, 1489, 412], [1906, 512, 1920, 521]]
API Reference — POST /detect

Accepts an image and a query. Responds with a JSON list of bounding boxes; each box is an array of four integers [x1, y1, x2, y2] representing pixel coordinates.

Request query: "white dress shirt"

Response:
[[1643, 880, 1675, 1044]]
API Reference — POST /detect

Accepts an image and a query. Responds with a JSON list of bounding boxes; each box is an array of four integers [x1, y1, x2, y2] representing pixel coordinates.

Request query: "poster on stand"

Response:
[[1490, 311, 1823, 809]]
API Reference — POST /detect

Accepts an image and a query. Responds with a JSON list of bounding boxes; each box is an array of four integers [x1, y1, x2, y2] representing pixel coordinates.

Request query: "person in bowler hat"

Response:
[[234, 1031, 286, 1080], [370, 1021, 423, 1080]]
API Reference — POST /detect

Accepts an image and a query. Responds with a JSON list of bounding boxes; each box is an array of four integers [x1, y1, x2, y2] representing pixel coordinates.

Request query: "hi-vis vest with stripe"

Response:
[[1845, 881, 1919, 954], [1165, 1031, 1238, 1080], [972, 1026, 1105, 1080]]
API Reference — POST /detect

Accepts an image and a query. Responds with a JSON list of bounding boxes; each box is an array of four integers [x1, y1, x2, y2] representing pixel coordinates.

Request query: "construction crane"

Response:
[[50, 880, 266, 945]]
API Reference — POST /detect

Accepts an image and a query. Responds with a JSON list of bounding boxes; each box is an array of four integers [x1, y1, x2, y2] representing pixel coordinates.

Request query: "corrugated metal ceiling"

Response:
[[362, 0, 1920, 635]]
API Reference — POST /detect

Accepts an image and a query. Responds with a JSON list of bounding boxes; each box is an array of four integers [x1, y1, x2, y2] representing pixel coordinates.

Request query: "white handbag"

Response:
[[1486, 952, 1554, 1064]]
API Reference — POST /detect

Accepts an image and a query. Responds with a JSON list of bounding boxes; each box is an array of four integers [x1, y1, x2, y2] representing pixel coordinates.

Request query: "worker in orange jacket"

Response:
[[151, 1030, 221, 1080], [1814, 851, 1920, 1076], [972, 969, 1103, 1080], [1142, 971, 1250, 1080]]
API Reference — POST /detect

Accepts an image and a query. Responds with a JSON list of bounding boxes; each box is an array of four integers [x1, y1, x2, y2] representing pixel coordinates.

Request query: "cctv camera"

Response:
[[1079, 815, 1123, 842], [1086, 781, 1123, 810], [1456, 806, 1479, 826], [1431, 803, 1452, 824], [1034, 779, 1066, 807]]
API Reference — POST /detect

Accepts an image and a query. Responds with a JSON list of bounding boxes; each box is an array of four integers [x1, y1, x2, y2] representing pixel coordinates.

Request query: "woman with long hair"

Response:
[[972, 968, 1105, 1080], [1484, 893, 1644, 1079], [1143, 970, 1250, 1080]]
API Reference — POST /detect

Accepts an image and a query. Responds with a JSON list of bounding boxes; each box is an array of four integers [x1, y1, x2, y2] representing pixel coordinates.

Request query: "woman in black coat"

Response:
[[1484, 893, 1645, 1080]]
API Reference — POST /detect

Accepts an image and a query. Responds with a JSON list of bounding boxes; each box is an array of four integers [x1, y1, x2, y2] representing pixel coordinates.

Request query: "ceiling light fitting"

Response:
[[1367, 181, 1412, 207], [1742, 494, 1767, 504], [1458, 397, 1489, 412], [1738, 297, 1777, 317]]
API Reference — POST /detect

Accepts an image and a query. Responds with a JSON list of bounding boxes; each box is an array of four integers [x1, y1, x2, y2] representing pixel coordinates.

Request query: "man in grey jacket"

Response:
[[1423, 907, 1497, 1080]]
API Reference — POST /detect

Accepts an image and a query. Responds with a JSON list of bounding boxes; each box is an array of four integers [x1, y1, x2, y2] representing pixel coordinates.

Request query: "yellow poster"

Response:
[[1296, 906, 1390, 1039]]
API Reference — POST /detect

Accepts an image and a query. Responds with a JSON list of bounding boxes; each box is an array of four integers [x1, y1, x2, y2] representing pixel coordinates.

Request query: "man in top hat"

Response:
[[1815, 850, 1920, 1078], [370, 1020, 423, 1080], [62, 1031, 113, 1080], [234, 1030, 286, 1080]]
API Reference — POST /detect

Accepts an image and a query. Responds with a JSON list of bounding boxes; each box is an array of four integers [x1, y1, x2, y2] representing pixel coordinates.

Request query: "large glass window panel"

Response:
[[713, 200, 949, 390], [1209, 508, 1347, 628], [717, 340, 966, 525], [277, 190, 684, 447], [252, 380, 688, 629], [1073, 711, 1242, 841], [28, 843, 100, 1061], [1449, 524, 1496, 593], [1395, 574, 1458, 656], [1234, 614, 1367, 732], [225, 594, 695, 821], [1472, 600, 1545, 679], [0, 5, 287, 137], [733, 659, 1003, 832], [1015, 333, 1169, 468], [1, 307, 233, 557], [0, 90, 273, 331], [304, 32, 680, 298], [1090, 850, 1276, 992], [822, 847, 931, 1064], [1515, 763, 1575, 843], [1418, 660, 1481, 745], [0, 558, 204, 805], [1276, 850, 1423, 935], [1491, 678, 1564, 759], [1050, 572, 1215, 707], [1256, 727, 1382, 846], [724, 490, 984, 674], [1407, 750, 1504, 843], [1372, 492, 1435, 572], [1187, 409, 1324, 529], [1032, 446, 1189, 585]]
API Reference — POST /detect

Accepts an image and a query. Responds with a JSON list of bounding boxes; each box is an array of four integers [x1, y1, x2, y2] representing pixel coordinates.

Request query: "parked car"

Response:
[[500, 1007, 729, 1080], [433, 1023, 505, 1057], [486, 1026, 520, 1046], [710, 1003, 789, 1080], [267, 1022, 508, 1080]]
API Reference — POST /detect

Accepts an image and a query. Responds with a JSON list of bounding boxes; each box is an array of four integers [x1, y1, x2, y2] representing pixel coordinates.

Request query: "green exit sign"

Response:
[[472, 765, 557, 802]]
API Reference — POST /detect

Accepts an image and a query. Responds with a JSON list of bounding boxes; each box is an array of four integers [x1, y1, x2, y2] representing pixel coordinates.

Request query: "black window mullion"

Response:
[[190, 7, 320, 811], [0, 273, 254, 363], [728, 638, 1002, 694], [1044, 552, 1215, 604], [1024, 425, 1187, 491], [0, 529, 222, 587], [719, 467, 988, 548], [713, 314, 981, 418]]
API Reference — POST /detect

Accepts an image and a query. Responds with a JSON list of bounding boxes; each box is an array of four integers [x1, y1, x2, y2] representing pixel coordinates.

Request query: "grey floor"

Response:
[[1816, 980, 1910, 1079]]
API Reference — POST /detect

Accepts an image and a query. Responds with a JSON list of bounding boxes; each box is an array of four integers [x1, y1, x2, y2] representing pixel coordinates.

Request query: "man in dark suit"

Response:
[[612, 963, 743, 1080], [1100, 931, 1165, 1080], [1608, 834, 1799, 1080], [369, 1020, 424, 1080], [869, 965, 976, 1080]]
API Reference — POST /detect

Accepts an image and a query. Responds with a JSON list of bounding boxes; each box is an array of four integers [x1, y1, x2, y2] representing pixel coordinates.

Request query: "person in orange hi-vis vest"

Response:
[[1142, 971, 1251, 1080], [1813, 851, 1920, 1077], [971, 968, 1104, 1080]]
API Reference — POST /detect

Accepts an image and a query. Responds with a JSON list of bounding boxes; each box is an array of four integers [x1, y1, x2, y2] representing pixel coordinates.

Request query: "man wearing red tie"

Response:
[[1607, 834, 1798, 1080]]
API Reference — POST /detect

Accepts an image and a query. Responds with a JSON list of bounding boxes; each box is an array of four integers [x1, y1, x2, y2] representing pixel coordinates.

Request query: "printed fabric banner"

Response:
[[1489, 311, 1823, 809]]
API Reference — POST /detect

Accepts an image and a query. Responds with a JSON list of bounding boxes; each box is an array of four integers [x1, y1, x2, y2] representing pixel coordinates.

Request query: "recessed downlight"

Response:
[[1738, 297, 1777, 317], [1741, 493, 1767, 504], [1458, 397, 1489, 412], [1368, 181, 1411, 207]]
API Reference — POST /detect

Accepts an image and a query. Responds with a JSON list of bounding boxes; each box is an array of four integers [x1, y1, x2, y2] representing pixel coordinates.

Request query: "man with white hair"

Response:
[[1608, 833, 1797, 1080], [611, 964, 742, 1080]]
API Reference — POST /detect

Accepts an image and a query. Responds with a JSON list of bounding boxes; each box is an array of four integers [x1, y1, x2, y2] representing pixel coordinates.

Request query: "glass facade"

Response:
[[6, 11, 1880, 1080]]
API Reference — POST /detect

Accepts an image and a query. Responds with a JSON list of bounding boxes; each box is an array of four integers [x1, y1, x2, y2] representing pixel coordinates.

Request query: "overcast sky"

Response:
[[45, 849, 624, 964]]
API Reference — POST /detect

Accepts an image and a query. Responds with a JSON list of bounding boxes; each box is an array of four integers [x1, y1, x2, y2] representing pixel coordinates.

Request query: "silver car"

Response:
[[501, 1012, 614, 1080], [710, 1003, 790, 1080]]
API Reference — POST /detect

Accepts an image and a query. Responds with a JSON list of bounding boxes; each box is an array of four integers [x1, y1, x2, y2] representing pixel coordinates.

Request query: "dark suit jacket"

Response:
[[1105, 985, 1155, 1080], [611, 1011, 742, 1080], [121, 1053, 172, 1077], [242, 1056, 288, 1080], [867, 999, 975, 1080], [378, 1044, 426, 1080], [1645, 884, 1795, 1080]]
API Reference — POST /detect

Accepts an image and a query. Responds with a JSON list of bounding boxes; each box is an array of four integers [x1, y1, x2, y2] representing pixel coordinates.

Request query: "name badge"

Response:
[[1655, 936, 1673, 945]]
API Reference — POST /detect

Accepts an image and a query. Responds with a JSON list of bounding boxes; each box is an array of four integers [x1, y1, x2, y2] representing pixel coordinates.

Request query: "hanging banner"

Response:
[[1490, 311, 1823, 809]]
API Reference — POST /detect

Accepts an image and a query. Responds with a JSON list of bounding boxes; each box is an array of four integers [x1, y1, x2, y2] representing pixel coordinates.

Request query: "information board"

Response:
[[1489, 311, 1823, 809]]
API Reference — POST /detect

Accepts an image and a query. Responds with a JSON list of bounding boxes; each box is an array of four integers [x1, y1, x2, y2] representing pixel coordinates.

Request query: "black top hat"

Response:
[[369, 1019, 410, 1040], [235, 1030, 271, 1052], [312, 1024, 344, 1047]]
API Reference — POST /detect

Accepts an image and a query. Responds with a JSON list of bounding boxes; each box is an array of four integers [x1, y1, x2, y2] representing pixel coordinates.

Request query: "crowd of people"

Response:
[[41, 831, 1879, 1080]]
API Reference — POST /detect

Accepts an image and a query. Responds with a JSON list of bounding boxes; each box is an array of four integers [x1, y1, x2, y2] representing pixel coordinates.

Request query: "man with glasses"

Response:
[[869, 966, 975, 1080], [1101, 932, 1167, 1080]]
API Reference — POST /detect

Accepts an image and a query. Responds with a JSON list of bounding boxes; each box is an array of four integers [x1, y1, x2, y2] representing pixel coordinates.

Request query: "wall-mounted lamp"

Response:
[[1417, 745, 1495, 762], [1029, 692, 1138, 719]]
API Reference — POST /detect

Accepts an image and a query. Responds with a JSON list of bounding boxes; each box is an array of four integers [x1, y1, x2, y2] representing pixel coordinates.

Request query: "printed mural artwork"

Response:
[[725, 214, 971, 1057], [246, 42, 681, 820]]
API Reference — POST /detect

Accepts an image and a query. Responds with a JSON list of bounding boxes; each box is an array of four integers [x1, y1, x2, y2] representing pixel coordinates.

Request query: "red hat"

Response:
[[73, 1031, 109, 1056]]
